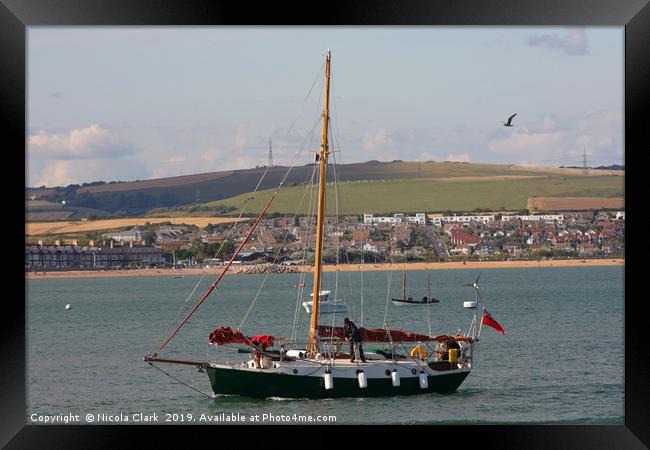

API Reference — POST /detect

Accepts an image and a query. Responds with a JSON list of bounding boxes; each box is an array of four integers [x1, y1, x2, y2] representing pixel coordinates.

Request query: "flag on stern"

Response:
[[482, 309, 505, 334]]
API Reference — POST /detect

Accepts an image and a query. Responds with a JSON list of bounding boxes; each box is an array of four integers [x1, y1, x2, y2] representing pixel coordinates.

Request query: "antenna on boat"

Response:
[[464, 273, 481, 308]]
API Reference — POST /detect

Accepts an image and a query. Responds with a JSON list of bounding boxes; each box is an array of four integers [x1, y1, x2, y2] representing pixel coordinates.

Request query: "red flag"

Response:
[[482, 310, 505, 334]]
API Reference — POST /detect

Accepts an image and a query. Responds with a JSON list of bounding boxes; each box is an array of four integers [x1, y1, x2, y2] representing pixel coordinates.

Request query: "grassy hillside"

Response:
[[25, 161, 551, 215], [30, 160, 623, 216], [152, 174, 624, 215]]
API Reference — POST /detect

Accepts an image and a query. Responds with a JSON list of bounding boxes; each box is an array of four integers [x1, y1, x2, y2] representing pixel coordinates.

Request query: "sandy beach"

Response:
[[25, 258, 624, 280]]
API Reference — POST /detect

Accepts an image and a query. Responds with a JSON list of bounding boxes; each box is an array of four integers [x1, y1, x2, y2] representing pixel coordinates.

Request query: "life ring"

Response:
[[410, 345, 427, 361]]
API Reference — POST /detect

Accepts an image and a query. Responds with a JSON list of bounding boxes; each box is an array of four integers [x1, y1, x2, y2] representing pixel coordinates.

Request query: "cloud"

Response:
[[487, 109, 622, 164], [164, 155, 186, 163], [488, 130, 565, 155], [28, 158, 149, 187], [29, 124, 134, 159], [445, 152, 471, 163], [201, 148, 257, 170], [235, 125, 247, 149], [362, 129, 394, 152], [527, 29, 589, 55]]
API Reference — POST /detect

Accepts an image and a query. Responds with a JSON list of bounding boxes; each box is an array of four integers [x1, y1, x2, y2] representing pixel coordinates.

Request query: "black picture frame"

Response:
[[4, 0, 648, 447]]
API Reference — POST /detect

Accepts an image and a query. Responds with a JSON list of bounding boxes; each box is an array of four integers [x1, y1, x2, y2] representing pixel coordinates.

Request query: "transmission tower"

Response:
[[268, 138, 273, 168], [581, 148, 589, 176]]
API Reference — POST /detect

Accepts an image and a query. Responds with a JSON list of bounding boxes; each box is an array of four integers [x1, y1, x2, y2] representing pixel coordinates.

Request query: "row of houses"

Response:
[[25, 245, 165, 269], [363, 212, 568, 227]]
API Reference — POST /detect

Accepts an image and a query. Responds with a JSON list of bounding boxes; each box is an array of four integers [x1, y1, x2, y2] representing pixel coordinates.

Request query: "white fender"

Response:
[[357, 371, 367, 389], [419, 372, 429, 389], [391, 370, 401, 387], [323, 372, 334, 390]]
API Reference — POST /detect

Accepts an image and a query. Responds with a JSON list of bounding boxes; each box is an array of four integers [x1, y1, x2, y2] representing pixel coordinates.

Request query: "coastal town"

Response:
[[25, 209, 625, 272]]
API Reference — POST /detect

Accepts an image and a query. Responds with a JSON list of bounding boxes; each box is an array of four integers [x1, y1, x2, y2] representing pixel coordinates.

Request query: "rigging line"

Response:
[[382, 229, 394, 322], [152, 164, 273, 353], [213, 162, 272, 258], [291, 163, 319, 343], [158, 165, 275, 343], [154, 189, 280, 354], [208, 108, 318, 342], [383, 270, 392, 325], [327, 104, 356, 318], [238, 162, 320, 332], [286, 58, 326, 137], [329, 129, 357, 329], [161, 270, 210, 344], [154, 59, 327, 355], [147, 362, 214, 399], [329, 127, 343, 339], [290, 130, 320, 343]]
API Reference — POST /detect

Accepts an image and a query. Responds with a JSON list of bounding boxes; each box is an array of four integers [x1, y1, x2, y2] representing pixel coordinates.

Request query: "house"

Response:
[[502, 242, 522, 254], [352, 228, 371, 245], [391, 225, 414, 244], [102, 227, 143, 243], [449, 228, 480, 247], [234, 251, 269, 263], [576, 243, 597, 256]]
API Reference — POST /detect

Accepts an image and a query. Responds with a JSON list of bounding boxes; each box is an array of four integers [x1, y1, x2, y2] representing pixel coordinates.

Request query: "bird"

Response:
[[503, 113, 516, 127]]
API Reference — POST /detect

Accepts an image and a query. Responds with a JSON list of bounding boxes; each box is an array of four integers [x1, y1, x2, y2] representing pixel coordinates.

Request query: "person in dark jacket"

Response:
[[343, 317, 366, 363]]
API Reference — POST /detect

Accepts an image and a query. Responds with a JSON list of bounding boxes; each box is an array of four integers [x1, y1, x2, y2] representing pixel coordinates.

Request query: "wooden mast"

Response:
[[307, 50, 331, 355]]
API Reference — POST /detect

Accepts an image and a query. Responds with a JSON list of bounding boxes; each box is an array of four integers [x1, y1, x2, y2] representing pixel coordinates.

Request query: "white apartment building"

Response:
[[363, 213, 427, 225], [429, 215, 495, 227], [501, 214, 564, 224]]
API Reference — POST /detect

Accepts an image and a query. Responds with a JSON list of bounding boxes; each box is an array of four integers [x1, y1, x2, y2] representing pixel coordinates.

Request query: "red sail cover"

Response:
[[208, 327, 248, 345], [249, 335, 275, 350], [317, 325, 459, 342], [208, 327, 276, 349]]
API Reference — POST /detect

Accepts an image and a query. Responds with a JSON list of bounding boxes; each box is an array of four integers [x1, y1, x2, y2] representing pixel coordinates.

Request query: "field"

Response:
[[25, 217, 243, 236], [528, 196, 625, 211], [157, 174, 624, 215]]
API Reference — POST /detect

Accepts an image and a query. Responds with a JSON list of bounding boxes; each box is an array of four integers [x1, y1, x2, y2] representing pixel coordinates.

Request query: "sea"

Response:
[[26, 266, 624, 425]]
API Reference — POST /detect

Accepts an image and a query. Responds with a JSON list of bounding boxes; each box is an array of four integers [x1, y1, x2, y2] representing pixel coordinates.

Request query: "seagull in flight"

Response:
[[503, 113, 517, 127]]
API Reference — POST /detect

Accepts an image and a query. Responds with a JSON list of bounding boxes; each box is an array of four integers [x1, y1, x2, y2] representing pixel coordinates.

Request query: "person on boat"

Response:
[[343, 317, 366, 363], [407, 295, 413, 301], [421, 295, 428, 303]]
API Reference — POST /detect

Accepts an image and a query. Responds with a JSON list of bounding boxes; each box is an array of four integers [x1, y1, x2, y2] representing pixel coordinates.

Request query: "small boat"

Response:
[[302, 290, 348, 314], [391, 267, 440, 306]]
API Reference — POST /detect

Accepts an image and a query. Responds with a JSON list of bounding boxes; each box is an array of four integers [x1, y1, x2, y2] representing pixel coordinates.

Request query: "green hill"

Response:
[[29, 160, 623, 216], [151, 174, 624, 216]]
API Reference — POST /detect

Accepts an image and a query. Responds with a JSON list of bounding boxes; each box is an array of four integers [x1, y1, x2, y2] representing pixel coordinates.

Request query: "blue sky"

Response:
[[27, 27, 623, 187]]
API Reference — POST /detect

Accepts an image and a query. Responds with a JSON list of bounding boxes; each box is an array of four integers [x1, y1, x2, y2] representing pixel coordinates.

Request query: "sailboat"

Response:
[[144, 51, 482, 399], [391, 261, 440, 306]]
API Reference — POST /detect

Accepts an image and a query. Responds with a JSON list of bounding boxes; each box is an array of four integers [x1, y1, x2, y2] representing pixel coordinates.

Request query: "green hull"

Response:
[[206, 365, 470, 399]]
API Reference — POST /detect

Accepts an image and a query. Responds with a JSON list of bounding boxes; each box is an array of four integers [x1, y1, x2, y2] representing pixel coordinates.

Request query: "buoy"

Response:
[[391, 370, 401, 387], [357, 371, 367, 389], [65, 304, 72, 310], [323, 371, 334, 390], [410, 345, 427, 361], [419, 371, 429, 389]]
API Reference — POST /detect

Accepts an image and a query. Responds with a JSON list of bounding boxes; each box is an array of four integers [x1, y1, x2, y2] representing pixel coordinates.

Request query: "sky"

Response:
[[27, 27, 624, 187]]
